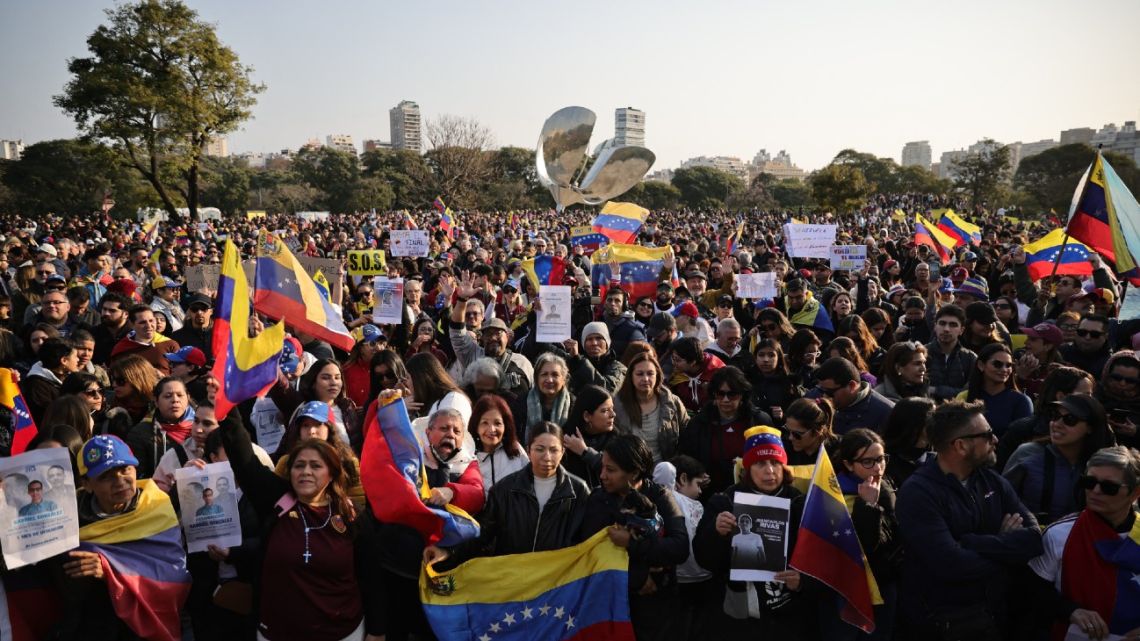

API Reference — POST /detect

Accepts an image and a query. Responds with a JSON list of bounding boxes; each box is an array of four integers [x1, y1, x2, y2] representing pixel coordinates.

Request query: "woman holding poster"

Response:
[[693, 428, 813, 639]]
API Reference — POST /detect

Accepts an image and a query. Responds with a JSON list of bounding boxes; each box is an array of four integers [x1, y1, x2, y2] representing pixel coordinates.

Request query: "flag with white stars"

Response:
[[590, 243, 675, 301], [1022, 228, 1094, 282], [0, 368, 39, 455], [592, 201, 649, 245], [420, 530, 634, 641]]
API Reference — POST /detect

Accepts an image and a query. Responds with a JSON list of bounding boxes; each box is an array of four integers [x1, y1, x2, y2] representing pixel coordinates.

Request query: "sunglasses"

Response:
[[956, 429, 995, 442], [82, 388, 103, 398], [1059, 324, 1079, 331], [1077, 475, 1131, 496], [714, 390, 741, 400], [1076, 329, 1105, 339], [816, 385, 841, 397], [1049, 410, 1082, 427], [762, 323, 779, 332], [637, 302, 653, 308], [1110, 373, 1140, 385], [787, 429, 813, 440], [988, 360, 1014, 370]]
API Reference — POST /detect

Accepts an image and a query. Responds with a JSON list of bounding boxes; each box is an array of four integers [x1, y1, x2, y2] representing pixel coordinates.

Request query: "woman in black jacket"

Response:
[[561, 385, 618, 488], [694, 427, 816, 639], [748, 338, 803, 427], [579, 434, 690, 641], [218, 410, 383, 641], [426, 421, 591, 563]]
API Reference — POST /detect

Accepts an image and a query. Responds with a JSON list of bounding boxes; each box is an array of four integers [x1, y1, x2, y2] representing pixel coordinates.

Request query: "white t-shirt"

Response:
[[1029, 513, 1135, 590], [534, 474, 558, 513]]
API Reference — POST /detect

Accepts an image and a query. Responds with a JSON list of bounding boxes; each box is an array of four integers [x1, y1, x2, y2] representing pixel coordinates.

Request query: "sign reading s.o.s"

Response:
[[347, 250, 387, 276]]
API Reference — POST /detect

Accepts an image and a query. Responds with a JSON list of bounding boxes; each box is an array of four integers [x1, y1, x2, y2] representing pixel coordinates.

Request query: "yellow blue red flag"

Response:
[[421, 529, 634, 641], [0, 368, 38, 455], [936, 210, 981, 247], [1022, 229, 1093, 282], [1067, 152, 1140, 279], [590, 243, 676, 300], [592, 202, 649, 245]]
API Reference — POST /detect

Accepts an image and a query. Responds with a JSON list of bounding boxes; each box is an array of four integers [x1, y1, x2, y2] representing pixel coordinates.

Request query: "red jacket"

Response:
[[669, 352, 726, 412]]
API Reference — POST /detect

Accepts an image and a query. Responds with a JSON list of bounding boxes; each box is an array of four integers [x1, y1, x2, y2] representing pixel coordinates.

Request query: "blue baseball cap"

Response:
[[78, 435, 139, 479], [295, 401, 334, 425], [361, 324, 386, 343]]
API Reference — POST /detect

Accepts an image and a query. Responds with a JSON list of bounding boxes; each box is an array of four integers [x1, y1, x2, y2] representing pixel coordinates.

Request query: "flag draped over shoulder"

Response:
[[914, 213, 956, 262], [421, 529, 634, 641], [1067, 153, 1140, 277], [78, 480, 190, 641], [253, 231, 354, 352], [0, 368, 38, 455], [789, 294, 834, 333], [936, 210, 981, 247], [790, 448, 878, 633], [522, 256, 568, 288], [592, 202, 649, 245], [1058, 508, 1140, 637], [590, 243, 674, 300], [211, 239, 285, 420], [360, 395, 479, 547], [1022, 229, 1093, 281]]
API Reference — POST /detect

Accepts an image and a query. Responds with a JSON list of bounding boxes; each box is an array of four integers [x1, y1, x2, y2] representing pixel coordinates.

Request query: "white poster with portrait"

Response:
[[0, 448, 79, 569], [536, 285, 572, 343], [174, 463, 242, 553], [735, 272, 778, 300], [729, 491, 790, 582], [371, 277, 405, 325]]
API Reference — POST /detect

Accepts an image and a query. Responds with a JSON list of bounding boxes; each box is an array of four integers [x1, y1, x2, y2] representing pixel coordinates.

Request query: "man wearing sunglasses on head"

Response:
[[896, 400, 1042, 641], [1027, 445, 1140, 641], [1060, 314, 1112, 379]]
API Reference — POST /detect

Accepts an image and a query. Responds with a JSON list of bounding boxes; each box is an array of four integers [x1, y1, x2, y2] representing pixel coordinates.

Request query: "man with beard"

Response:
[[88, 292, 132, 365], [109, 306, 181, 375], [375, 408, 484, 641], [170, 293, 214, 360], [897, 400, 1042, 640], [449, 302, 533, 398], [646, 312, 678, 377]]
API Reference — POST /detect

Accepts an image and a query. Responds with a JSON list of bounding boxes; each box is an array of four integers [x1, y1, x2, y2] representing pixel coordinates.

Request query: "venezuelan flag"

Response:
[[421, 529, 634, 641], [253, 231, 355, 352], [0, 566, 62, 641], [78, 480, 190, 641], [404, 210, 418, 230], [789, 294, 834, 333], [936, 210, 981, 247], [1067, 153, 1140, 277], [211, 239, 285, 420], [312, 269, 332, 302], [914, 213, 955, 262], [1022, 229, 1093, 281], [590, 243, 674, 300], [433, 197, 447, 214], [570, 226, 607, 255], [725, 218, 745, 255], [360, 395, 479, 547], [522, 256, 568, 288], [1056, 508, 1140, 637], [891, 209, 907, 222], [790, 448, 878, 633], [592, 202, 648, 245], [0, 369, 37, 455]]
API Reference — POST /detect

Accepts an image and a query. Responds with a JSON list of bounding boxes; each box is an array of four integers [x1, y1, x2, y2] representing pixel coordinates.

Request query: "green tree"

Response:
[[291, 146, 360, 212], [831, 149, 899, 191], [769, 178, 815, 209], [199, 156, 251, 217], [55, 0, 263, 221], [361, 148, 435, 209], [671, 166, 745, 210], [1014, 144, 1140, 213], [951, 139, 1011, 210], [480, 146, 550, 210], [894, 164, 951, 194], [809, 164, 872, 214], [349, 176, 395, 212]]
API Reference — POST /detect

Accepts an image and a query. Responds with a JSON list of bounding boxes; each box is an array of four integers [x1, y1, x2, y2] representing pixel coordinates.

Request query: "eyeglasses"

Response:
[[636, 302, 653, 309], [853, 455, 889, 469], [358, 291, 374, 298], [956, 429, 995, 442], [1059, 324, 1079, 331], [787, 429, 813, 440], [804, 351, 821, 358], [1110, 373, 1140, 385], [36, 270, 54, 276], [714, 390, 741, 400], [1049, 410, 1082, 427], [82, 388, 103, 398], [1077, 329, 1105, 339], [41, 300, 66, 306], [1077, 475, 1131, 496], [375, 369, 396, 382], [993, 303, 1011, 310], [762, 323, 779, 332]]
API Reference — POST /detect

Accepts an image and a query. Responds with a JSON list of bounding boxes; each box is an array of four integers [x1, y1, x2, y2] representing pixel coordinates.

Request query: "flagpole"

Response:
[[1048, 150, 1099, 281]]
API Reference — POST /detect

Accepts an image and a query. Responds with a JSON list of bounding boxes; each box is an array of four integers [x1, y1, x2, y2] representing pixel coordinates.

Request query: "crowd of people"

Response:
[[0, 194, 1138, 641]]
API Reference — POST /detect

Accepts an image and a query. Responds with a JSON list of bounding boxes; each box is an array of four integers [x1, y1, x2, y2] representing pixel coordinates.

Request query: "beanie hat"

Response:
[[580, 321, 611, 349], [742, 426, 787, 468], [674, 301, 699, 319]]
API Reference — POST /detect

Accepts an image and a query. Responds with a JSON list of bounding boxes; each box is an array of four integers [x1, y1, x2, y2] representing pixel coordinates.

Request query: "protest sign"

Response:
[[185, 256, 342, 306], [1121, 285, 1140, 320], [250, 399, 286, 454], [536, 285, 572, 343], [729, 491, 791, 582], [174, 462, 242, 554], [0, 448, 79, 569], [184, 264, 221, 293], [735, 272, 778, 300], [371, 277, 405, 325], [347, 249, 387, 276], [829, 245, 867, 271], [389, 230, 430, 257], [783, 223, 837, 258]]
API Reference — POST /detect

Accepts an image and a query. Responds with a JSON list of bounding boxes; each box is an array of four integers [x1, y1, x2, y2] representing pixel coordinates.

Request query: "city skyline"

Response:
[[2, 1, 1139, 172]]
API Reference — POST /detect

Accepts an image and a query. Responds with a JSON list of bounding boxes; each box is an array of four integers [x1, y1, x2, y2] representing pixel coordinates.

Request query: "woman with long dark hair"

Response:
[[613, 351, 688, 464], [828, 337, 877, 387], [882, 397, 936, 488], [861, 307, 895, 352], [561, 385, 618, 488], [468, 394, 526, 493], [786, 329, 822, 389], [368, 350, 409, 404], [406, 351, 470, 426], [997, 366, 1095, 470], [748, 338, 802, 427], [106, 354, 160, 435], [874, 341, 929, 402], [836, 315, 886, 379], [271, 358, 363, 452], [124, 377, 196, 479], [783, 397, 839, 466], [1003, 393, 1116, 524], [964, 343, 1033, 437]]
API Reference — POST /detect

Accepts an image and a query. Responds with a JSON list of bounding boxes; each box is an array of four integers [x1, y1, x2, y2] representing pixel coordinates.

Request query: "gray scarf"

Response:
[[526, 385, 570, 432]]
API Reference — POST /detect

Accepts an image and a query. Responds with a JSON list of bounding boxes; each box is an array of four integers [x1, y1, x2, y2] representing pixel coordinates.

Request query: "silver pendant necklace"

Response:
[[297, 504, 332, 564]]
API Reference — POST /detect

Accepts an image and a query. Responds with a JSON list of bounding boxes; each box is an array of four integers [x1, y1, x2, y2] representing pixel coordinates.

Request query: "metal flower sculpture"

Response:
[[536, 106, 655, 211]]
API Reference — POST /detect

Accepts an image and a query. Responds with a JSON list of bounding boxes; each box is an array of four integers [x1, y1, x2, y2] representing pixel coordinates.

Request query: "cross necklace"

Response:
[[297, 504, 332, 564]]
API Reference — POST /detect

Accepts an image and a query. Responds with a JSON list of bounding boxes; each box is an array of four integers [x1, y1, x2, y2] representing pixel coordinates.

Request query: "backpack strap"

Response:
[[1039, 446, 1056, 521]]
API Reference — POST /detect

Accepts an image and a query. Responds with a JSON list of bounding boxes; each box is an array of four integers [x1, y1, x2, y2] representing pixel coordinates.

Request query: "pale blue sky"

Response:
[[3, 0, 1139, 171]]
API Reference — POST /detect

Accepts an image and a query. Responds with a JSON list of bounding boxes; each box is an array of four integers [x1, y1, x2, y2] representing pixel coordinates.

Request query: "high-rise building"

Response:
[[1089, 122, 1140, 165], [326, 134, 357, 155], [938, 149, 968, 179], [389, 100, 422, 153], [1060, 127, 1095, 145], [614, 107, 645, 147], [204, 136, 229, 158], [680, 156, 750, 182], [1, 140, 24, 160], [900, 141, 932, 170], [363, 139, 393, 153], [749, 149, 806, 182]]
